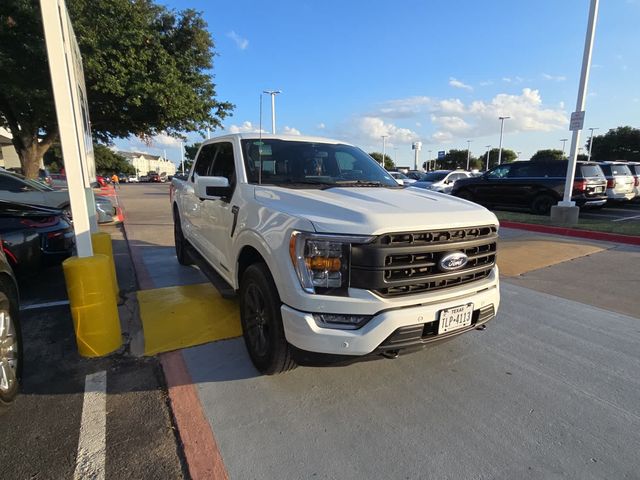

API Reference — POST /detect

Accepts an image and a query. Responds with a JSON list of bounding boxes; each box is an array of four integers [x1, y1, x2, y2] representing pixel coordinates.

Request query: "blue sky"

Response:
[[115, 0, 639, 167]]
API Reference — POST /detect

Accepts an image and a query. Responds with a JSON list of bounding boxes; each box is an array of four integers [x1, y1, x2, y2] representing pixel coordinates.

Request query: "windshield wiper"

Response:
[[333, 180, 391, 187]]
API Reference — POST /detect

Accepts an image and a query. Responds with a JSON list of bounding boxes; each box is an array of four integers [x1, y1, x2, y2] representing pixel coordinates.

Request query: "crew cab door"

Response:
[[198, 141, 238, 279], [183, 143, 217, 251]]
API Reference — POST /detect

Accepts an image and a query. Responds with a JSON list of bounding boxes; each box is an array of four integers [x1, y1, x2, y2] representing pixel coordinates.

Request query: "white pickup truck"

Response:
[[171, 134, 500, 374]]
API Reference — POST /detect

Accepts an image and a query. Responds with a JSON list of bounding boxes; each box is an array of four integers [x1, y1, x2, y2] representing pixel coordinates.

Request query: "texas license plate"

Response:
[[438, 303, 474, 334]]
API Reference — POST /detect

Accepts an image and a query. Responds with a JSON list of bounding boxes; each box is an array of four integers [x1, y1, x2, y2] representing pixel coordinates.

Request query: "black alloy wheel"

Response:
[[240, 263, 295, 375], [531, 194, 556, 215]]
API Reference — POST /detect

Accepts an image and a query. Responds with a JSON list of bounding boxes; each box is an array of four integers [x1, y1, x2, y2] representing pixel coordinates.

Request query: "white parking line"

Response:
[[20, 300, 70, 311], [612, 214, 640, 222], [74, 371, 107, 480]]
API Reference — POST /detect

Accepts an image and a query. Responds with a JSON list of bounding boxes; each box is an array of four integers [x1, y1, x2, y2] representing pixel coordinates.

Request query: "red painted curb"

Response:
[[121, 200, 228, 479], [500, 220, 640, 246], [160, 351, 229, 480]]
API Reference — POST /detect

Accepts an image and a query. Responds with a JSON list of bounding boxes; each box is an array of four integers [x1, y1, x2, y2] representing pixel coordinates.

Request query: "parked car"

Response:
[[625, 162, 640, 199], [128, 175, 139, 183], [0, 243, 21, 413], [0, 170, 116, 223], [49, 173, 68, 189], [404, 170, 425, 181], [148, 172, 160, 183], [597, 162, 636, 202], [388, 171, 416, 185], [96, 175, 109, 187], [117, 173, 128, 183], [452, 159, 608, 214], [0, 201, 75, 278], [139, 175, 150, 182], [412, 170, 472, 194], [172, 133, 500, 374]]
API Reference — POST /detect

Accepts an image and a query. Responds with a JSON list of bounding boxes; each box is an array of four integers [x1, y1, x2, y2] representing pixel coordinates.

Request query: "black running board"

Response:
[[186, 244, 237, 299]]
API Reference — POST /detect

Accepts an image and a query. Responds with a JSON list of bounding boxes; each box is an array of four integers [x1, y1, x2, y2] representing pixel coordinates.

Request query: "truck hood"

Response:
[[254, 186, 498, 235]]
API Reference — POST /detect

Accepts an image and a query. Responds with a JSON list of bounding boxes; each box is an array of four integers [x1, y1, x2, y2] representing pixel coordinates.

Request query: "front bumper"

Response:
[[281, 274, 500, 356]]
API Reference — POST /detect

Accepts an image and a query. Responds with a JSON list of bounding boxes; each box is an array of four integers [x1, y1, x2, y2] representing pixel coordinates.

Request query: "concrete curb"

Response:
[[500, 220, 640, 246]]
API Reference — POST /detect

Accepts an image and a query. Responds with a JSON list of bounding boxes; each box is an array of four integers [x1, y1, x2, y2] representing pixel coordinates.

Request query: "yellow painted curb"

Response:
[[62, 254, 122, 357], [498, 239, 604, 277], [138, 283, 241, 356]]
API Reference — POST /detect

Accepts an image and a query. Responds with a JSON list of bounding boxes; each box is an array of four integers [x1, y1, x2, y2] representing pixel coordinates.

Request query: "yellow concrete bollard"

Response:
[[91, 231, 119, 300], [63, 254, 122, 357]]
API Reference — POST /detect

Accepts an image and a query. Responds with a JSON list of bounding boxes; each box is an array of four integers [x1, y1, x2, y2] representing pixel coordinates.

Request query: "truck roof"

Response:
[[201, 132, 352, 146]]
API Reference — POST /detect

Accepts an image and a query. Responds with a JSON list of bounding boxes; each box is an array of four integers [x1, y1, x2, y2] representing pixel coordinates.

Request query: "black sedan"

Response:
[[0, 201, 75, 278]]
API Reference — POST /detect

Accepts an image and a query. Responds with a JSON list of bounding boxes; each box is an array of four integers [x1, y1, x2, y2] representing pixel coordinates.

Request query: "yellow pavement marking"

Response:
[[138, 283, 241, 356], [498, 239, 605, 277]]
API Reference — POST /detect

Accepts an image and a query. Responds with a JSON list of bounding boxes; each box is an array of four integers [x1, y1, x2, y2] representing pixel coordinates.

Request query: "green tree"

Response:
[[530, 149, 566, 162], [0, 0, 233, 178], [437, 149, 478, 170], [93, 144, 135, 175], [587, 126, 640, 161], [369, 152, 395, 170], [182, 141, 201, 172]]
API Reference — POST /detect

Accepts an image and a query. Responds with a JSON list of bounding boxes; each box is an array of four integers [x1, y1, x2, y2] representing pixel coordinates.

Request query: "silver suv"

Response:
[[411, 170, 472, 194], [598, 162, 636, 202]]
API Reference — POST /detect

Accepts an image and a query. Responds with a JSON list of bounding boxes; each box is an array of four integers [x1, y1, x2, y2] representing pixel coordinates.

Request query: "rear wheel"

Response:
[[0, 281, 21, 413], [173, 209, 192, 266], [240, 263, 296, 375], [456, 190, 475, 202], [531, 194, 556, 215]]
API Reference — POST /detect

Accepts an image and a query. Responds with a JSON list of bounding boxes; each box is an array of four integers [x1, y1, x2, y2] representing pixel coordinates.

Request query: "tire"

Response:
[[531, 194, 556, 215], [173, 208, 192, 266], [239, 263, 296, 375], [456, 190, 475, 202], [0, 279, 22, 413]]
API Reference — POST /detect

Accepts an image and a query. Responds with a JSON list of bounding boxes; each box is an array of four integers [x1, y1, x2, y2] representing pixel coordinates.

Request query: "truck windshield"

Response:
[[241, 139, 399, 188]]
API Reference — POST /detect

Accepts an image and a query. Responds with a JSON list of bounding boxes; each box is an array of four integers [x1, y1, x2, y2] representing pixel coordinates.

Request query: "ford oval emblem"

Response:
[[438, 252, 468, 272]]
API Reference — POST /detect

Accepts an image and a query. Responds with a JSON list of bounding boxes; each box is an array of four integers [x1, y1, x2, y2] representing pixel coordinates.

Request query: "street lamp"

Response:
[[587, 127, 599, 161], [262, 90, 281, 134], [427, 150, 432, 171], [485, 145, 492, 171], [560, 138, 568, 154], [497, 116, 510, 165], [381, 135, 388, 168], [466, 139, 473, 170]]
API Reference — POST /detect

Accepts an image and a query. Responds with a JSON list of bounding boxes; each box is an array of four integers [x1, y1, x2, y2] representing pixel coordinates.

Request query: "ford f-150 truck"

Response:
[[171, 134, 500, 374]]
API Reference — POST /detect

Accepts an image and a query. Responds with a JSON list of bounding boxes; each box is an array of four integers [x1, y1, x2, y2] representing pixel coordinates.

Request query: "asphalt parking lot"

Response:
[[120, 183, 639, 480], [579, 200, 640, 222]]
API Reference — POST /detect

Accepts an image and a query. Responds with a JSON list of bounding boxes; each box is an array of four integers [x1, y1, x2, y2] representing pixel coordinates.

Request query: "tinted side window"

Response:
[[210, 142, 236, 189], [488, 164, 511, 179], [192, 144, 216, 179], [599, 164, 612, 176]]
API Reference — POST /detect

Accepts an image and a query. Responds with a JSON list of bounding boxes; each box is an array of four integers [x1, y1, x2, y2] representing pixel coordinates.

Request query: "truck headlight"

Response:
[[289, 232, 373, 295]]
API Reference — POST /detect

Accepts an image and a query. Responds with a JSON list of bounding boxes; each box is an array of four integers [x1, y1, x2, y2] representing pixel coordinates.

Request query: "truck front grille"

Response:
[[350, 226, 497, 297]]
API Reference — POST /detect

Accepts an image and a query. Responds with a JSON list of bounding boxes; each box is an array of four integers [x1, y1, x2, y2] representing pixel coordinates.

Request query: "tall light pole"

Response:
[[497, 116, 510, 165], [381, 135, 388, 168], [517, 151, 522, 159], [427, 150, 432, 171], [554, 0, 600, 225], [560, 138, 568, 154], [466, 139, 473, 170], [587, 127, 599, 161], [263, 90, 281, 134], [485, 145, 492, 171], [180, 141, 185, 174]]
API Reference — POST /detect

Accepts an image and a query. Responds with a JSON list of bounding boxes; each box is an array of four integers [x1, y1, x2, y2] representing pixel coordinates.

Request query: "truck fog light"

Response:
[[313, 313, 373, 330]]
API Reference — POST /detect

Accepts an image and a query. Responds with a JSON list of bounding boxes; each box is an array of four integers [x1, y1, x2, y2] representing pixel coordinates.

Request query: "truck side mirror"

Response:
[[195, 175, 231, 200]]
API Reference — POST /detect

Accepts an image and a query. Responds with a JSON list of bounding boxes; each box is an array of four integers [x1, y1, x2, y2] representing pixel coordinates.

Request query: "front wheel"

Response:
[[240, 263, 296, 375], [0, 282, 22, 413]]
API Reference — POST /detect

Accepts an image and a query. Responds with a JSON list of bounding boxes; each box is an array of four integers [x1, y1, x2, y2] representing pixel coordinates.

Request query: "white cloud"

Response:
[[316, 122, 326, 130], [542, 73, 567, 81], [282, 126, 301, 135], [149, 133, 183, 148], [502, 76, 524, 84], [353, 116, 420, 145], [228, 121, 266, 134], [479, 80, 493, 87], [375, 96, 433, 118], [449, 77, 473, 91], [227, 31, 249, 50], [428, 88, 567, 142]]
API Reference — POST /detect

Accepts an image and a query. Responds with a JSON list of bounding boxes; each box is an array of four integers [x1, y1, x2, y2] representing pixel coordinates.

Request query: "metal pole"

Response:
[[207, 128, 211, 140], [262, 90, 281, 134], [560, 138, 568, 154], [466, 140, 472, 170], [560, 0, 600, 206], [485, 145, 491, 171], [587, 127, 599, 161], [180, 141, 184, 174], [381, 135, 388, 168], [427, 150, 432, 171], [497, 116, 509, 165]]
